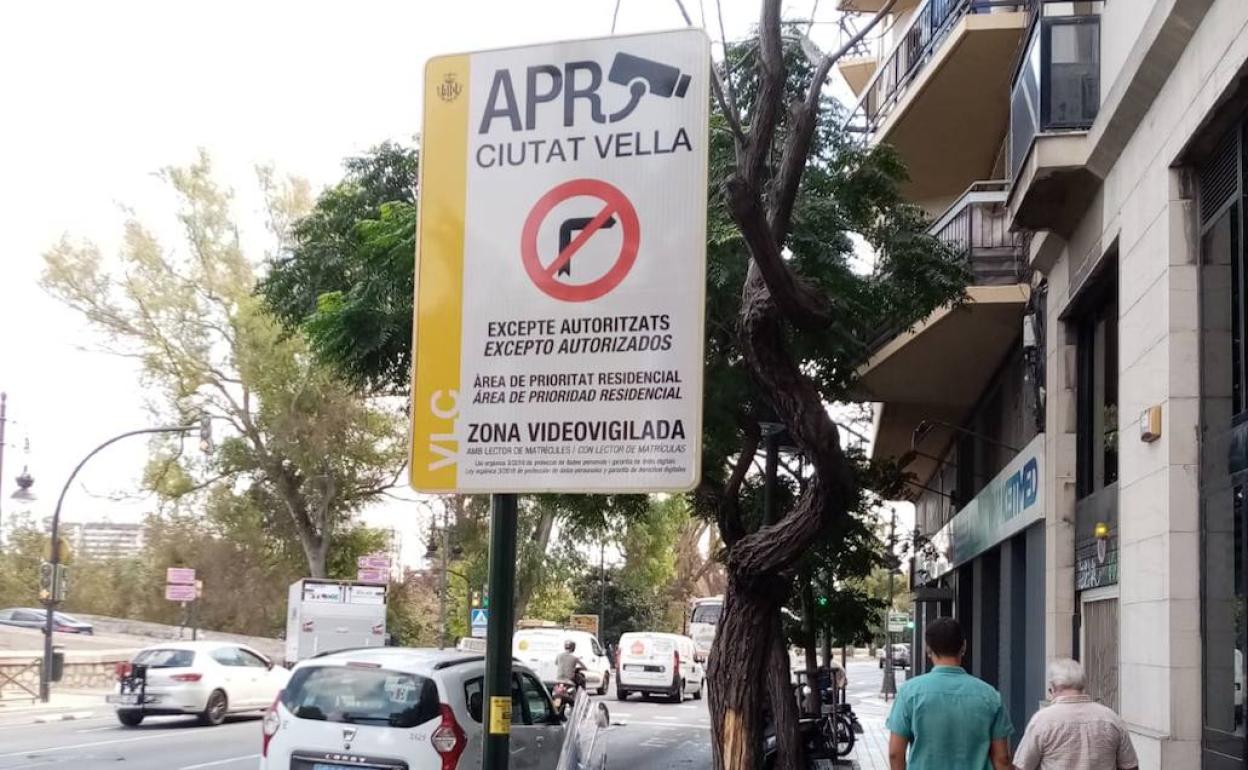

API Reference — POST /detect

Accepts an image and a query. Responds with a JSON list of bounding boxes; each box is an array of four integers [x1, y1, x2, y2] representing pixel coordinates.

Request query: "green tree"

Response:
[[41, 153, 406, 578], [261, 142, 418, 393], [0, 514, 46, 607], [690, 11, 968, 764]]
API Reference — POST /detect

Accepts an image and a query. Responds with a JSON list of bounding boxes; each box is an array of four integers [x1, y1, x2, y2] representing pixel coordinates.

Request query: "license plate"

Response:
[[107, 694, 140, 705], [312, 765, 354, 770]]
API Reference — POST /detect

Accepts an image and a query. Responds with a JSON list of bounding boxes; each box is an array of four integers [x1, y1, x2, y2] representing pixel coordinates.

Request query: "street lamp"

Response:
[[40, 420, 209, 702]]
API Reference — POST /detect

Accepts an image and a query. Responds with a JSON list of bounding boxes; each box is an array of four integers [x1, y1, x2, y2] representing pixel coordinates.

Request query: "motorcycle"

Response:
[[552, 669, 588, 717]]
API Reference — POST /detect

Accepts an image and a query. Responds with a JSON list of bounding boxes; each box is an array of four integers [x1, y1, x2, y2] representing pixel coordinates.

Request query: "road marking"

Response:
[[0, 721, 253, 758], [653, 715, 681, 721], [179, 754, 260, 769], [76, 725, 121, 733], [0, 731, 175, 758], [614, 719, 710, 730]]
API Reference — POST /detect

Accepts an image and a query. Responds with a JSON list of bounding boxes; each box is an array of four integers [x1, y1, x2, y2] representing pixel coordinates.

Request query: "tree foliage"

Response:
[[261, 142, 418, 394], [40, 152, 406, 578]]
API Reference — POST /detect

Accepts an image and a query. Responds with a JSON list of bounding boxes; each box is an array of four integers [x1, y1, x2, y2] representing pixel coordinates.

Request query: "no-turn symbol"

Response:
[[521, 178, 640, 302]]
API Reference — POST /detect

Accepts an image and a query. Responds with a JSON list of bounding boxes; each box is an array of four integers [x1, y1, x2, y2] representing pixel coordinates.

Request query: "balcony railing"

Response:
[[930, 181, 1026, 284], [1008, 1, 1103, 177], [846, 0, 1029, 136]]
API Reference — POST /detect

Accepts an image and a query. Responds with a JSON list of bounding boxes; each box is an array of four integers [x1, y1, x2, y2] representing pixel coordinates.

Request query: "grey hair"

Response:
[[1047, 658, 1086, 691]]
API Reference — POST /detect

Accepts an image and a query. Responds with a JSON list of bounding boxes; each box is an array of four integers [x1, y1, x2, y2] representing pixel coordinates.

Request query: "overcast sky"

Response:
[[0, 0, 899, 567]]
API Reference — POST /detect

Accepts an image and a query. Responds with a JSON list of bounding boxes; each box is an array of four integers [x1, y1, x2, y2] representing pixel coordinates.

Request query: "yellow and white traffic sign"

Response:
[[411, 30, 710, 494]]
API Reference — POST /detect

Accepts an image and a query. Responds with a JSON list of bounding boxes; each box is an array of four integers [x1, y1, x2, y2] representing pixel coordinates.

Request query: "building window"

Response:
[[1200, 120, 1248, 764], [1075, 260, 1118, 500]]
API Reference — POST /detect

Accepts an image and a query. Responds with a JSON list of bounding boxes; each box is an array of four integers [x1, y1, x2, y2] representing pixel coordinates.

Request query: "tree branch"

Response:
[[768, 0, 898, 243], [744, 0, 787, 184], [725, 179, 832, 330], [730, 269, 854, 578]]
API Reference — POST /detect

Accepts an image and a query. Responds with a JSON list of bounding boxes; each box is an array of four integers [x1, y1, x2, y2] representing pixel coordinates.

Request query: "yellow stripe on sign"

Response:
[[410, 54, 469, 492]]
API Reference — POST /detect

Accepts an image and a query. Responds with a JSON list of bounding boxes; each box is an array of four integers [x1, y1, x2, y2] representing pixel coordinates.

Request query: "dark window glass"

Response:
[[1045, 20, 1100, 127], [1200, 125, 1247, 761], [518, 673, 552, 724], [211, 648, 244, 667], [238, 649, 270, 669], [690, 604, 721, 625], [133, 649, 195, 668], [1075, 263, 1117, 499], [465, 677, 484, 723], [282, 665, 439, 728]]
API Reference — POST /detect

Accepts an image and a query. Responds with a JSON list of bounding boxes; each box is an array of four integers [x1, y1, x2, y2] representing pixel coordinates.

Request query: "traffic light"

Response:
[[39, 562, 54, 602], [471, 591, 482, 608], [482, 586, 489, 609], [816, 595, 829, 608], [54, 566, 69, 603]]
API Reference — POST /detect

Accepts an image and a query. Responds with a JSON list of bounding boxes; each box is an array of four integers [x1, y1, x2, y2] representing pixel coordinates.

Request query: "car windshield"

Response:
[[282, 665, 440, 728], [690, 604, 721, 625], [134, 649, 196, 668]]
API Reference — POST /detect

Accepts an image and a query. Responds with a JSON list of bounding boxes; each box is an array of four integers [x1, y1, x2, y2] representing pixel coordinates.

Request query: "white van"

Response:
[[616, 632, 705, 703], [513, 628, 612, 695]]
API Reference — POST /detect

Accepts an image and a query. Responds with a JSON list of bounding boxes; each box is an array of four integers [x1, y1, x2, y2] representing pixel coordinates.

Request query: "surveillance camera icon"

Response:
[[606, 52, 692, 123]]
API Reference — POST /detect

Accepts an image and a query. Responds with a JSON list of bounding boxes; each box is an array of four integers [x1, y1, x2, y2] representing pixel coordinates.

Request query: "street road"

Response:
[[607, 686, 711, 768], [0, 661, 902, 770], [0, 712, 263, 770], [0, 687, 711, 770]]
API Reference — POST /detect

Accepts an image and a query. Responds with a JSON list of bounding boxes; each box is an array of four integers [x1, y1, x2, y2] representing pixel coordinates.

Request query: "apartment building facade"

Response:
[[843, 0, 1248, 766]]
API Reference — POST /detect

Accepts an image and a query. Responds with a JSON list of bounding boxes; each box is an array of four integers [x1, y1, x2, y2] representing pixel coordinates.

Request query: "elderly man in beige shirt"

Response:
[[1013, 658, 1138, 770]]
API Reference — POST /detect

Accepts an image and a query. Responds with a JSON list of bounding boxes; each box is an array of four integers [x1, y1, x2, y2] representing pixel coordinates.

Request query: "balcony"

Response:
[[931, 181, 1027, 284], [835, 0, 921, 12], [853, 182, 1029, 474], [845, 0, 1030, 205], [1006, 1, 1103, 234]]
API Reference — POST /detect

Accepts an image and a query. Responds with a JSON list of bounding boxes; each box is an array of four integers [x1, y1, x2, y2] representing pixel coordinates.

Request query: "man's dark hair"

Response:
[[925, 617, 965, 657]]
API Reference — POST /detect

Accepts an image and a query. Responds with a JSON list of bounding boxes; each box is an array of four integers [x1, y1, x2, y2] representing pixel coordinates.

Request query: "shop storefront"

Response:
[[913, 433, 1047, 732]]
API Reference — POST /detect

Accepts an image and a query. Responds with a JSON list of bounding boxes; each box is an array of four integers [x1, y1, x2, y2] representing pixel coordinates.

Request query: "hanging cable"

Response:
[[610, 0, 623, 34]]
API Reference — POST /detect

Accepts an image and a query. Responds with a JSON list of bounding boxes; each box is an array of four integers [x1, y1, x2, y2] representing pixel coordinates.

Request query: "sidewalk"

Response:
[[845, 697, 892, 770], [0, 689, 108, 724]]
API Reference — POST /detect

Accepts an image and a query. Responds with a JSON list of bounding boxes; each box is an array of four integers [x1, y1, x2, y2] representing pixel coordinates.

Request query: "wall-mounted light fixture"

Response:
[[1140, 405, 1162, 443]]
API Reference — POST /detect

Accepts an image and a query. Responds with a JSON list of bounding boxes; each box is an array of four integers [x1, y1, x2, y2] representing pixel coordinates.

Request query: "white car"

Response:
[[261, 648, 564, 770], [513, 628, 613, 695], [107, 641, 289, 727], [616, 632, 704, 703]]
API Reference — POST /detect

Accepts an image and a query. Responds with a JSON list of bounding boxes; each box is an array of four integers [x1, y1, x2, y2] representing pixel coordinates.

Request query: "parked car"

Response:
[[877, 643, 910, 669], [513, 628, 613, 695], [106, 640, 288, 727], [261, 647, 564, 770], [616, 632, 705, 703], [0, 607, 94, 634]]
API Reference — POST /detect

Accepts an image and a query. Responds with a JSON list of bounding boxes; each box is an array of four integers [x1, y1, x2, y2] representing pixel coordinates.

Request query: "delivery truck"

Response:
[[284, 578, 387, 664]]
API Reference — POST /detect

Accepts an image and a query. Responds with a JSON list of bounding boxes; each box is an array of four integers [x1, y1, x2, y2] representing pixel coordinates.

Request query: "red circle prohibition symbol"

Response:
[[520, 178, 640, 302]]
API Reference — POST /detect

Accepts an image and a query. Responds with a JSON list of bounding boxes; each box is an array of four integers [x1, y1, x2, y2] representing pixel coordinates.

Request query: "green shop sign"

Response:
[[915, 433, 1045, 583]]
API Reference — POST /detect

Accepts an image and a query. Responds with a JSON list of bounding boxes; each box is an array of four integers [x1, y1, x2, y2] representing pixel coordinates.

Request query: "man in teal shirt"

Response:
[[886, 617, 1012, 770]]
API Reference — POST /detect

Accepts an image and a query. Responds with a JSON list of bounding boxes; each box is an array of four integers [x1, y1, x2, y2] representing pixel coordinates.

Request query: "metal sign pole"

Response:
[[482, 493, 518, 770]]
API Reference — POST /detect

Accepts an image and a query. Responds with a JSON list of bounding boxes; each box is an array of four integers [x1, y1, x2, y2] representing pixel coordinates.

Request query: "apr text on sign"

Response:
[[410, 29, 710, 494]]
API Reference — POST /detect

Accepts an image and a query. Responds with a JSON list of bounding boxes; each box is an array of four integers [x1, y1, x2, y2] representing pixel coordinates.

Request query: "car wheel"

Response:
[[617, 688, 629, 702], [694, 679, 704, 700], [598, 671, 610, 696], [199, 690, 228, 726], [116, 709, 144, 727], [672, 682, 685, 704], [878, 659, 883, 669]]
